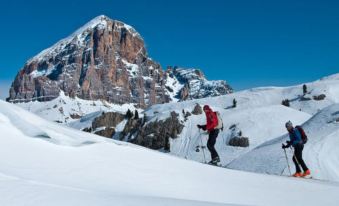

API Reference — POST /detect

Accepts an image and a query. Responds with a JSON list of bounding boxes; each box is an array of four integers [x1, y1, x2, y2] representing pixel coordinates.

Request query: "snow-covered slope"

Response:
[[146, 100, 311, 165], [227, 104, 339, 182], [1, 100, 339, 206], [135, 73, 339, 169], [15, 91, 137, 124]]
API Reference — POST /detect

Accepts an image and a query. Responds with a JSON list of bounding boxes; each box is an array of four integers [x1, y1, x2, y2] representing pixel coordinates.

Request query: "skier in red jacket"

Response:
[[197, 105, 220, 165]]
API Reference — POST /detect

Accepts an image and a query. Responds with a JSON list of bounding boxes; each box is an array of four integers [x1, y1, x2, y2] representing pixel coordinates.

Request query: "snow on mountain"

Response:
[[227, 103, 339, 182], [28, 15, 140, 64], [1, 100, 339, 206], [15, 91, 137, 124], [164, 67, 232, 102]]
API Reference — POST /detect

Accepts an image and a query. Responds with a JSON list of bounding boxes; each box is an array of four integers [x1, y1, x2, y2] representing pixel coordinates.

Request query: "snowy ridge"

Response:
[[158, 72, 339, 115], [0, 100, 339, 205], [319, 73, 339, 81]]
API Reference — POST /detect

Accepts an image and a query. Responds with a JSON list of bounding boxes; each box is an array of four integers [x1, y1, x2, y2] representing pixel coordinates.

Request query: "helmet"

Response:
[[203, 105, 211, 111], [285, 121, 293, 128]]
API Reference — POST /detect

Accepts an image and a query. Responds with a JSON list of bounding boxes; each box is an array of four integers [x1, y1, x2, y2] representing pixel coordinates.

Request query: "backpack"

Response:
[[296, 126, 308, 144], [214, 111, 224, 130]]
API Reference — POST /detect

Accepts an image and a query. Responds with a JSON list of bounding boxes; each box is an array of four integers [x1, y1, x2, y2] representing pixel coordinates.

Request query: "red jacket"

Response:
[[204, 106, 218, 132]]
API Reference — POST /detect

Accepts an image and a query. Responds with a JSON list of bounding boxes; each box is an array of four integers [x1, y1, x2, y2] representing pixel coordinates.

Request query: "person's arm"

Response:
[[282, 134, 293, 148]]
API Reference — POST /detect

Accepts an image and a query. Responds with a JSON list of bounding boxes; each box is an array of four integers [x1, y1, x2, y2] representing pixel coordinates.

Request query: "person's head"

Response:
[[203, 105, 211, 113], [285, 121, 294, 132]]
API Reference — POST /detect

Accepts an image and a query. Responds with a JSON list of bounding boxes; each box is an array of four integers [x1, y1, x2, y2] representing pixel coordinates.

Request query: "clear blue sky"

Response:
[[1, 0, 339, 99]]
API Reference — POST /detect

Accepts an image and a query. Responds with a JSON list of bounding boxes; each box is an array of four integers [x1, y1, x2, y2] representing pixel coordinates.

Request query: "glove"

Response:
[[197, 125, 207, 131], [282, 144, 289, 149]]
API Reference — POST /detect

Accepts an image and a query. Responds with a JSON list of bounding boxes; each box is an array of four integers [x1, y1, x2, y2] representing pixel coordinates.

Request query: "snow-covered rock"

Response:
[[164, 67, 233, 101]]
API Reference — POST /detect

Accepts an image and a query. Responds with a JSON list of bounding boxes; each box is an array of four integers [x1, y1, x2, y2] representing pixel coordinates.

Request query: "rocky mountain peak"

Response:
[[28, 15, 142, 64], [7, 15, 232, 107]]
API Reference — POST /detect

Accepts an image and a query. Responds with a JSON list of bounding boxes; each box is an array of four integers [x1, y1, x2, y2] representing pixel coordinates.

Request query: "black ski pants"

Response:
[[292, 143, 309, 173], [207, 129, 219, 160]]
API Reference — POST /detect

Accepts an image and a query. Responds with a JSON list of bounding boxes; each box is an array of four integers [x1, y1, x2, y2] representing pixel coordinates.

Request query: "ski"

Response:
[[203, 162, 224, 168], [301, 175, 313, 179]]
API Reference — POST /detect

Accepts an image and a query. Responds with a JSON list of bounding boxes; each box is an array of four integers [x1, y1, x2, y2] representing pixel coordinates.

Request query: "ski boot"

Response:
[[292, 172, 302, 177], [301, 169, 311, 178], [208, 157, 220, 166]]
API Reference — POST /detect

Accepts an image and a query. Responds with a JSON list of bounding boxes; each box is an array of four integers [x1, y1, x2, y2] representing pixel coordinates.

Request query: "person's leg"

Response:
[[207, 134, 216, 160], [207, 129, 219, 160], [293, 148, 302, 173], [295, 144, 309, 172]]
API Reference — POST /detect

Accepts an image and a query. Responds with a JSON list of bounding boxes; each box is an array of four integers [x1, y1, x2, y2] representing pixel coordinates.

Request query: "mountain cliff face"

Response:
[[7, 15, 232, 108]]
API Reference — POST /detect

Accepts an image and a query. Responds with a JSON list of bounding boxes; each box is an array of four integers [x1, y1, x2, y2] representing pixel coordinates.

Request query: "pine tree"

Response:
[[126, 109, 133, 119], [134, 110, 139, 119], [282, 99, 290, 107], [233, 98, 237, 108], [303, 84, 307, 95]]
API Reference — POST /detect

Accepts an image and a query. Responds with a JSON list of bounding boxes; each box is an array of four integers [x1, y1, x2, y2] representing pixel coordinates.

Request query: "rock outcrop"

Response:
[[313, 94, 326, 101], [192, 103, 203, 115], [94, 127, 116, 138], [92, 112, 125, 129], [119, 111, 184, 151], [82, 111, 125, 138]]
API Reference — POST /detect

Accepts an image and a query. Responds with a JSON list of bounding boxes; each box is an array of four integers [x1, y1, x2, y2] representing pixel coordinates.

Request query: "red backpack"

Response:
[[296, 126, 308, 144]]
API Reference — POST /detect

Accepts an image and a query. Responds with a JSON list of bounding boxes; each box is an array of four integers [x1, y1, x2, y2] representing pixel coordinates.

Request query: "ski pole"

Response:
[[283, 147, 292, 176], [199, 129, 207, 163]]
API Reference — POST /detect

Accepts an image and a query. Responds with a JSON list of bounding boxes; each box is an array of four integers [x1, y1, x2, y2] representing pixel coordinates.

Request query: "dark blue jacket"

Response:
[[288, 128, 303, 147]]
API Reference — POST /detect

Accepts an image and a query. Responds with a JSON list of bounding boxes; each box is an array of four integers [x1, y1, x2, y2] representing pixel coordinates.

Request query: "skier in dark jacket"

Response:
[[197, 105, 220, 165], [282, 121, 311, 177]]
